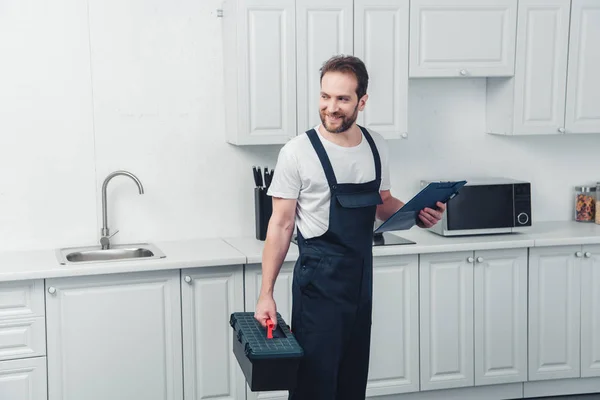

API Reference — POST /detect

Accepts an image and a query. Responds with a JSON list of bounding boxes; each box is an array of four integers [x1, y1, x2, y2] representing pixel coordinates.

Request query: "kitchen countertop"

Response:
[[2, 221, 600, 283], [0, 238, 246, 283]]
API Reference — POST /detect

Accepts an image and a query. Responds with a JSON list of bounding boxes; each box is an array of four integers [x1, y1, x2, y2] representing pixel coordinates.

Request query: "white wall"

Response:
[[1, 0, 599, 252]]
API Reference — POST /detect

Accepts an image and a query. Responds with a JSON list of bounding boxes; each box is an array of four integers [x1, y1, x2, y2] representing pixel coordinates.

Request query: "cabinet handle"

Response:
[[48, 287, 56, 295], [585, 252, 592, 258], [576, 251, 583, 257], [460, 69, 468, 76], [401, 133, 408, 139], [476, 257, 484, 263], [558, 127, 566, 133], [467, 256, 474, 263], [184, 275, 192, 284]]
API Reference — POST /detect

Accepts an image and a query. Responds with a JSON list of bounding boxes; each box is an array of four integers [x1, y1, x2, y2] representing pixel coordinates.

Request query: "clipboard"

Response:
[[374, 180, 467, 234]]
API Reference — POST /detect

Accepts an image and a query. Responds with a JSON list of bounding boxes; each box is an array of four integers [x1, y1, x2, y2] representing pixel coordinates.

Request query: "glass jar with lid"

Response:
[[596, 182, 600, 225], [575, 185, 596, 222]]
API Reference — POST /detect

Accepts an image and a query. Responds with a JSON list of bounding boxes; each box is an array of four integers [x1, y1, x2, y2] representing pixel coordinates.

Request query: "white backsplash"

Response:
[[1, 0, 599, 252]]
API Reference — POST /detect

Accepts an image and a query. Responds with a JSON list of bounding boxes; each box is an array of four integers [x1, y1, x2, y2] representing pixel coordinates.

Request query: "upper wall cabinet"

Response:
[[409, 0, 517, 77], [222, 0, 410, 145], [487, 0, 600, 136]]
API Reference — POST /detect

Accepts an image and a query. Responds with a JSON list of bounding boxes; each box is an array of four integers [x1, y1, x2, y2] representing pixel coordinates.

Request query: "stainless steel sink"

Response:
[[56, 243, 166, 265]]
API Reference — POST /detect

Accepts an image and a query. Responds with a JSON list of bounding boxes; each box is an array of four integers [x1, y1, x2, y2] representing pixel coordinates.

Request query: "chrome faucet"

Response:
[[100, 170, 144, 250]]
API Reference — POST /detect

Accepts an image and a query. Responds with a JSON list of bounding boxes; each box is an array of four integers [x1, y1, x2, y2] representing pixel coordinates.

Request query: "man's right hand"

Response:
[[254, 294, 277, 328]]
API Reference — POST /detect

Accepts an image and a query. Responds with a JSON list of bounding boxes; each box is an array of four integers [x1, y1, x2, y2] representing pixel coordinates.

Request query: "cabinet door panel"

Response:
[[513, 0, 570, 135], [529, 246, 581, 381], [410, 0, 517, 77], [297, 0, 353, 133], [474, 248, 527, 385], [420, 251, 474, 390], [46, 271, 183, 400], [367, 255, 419, 396], [565, 0, 600, 134], [354, 0, 409, 139], [581, 245, 600, 378], [0, 357, 47, 400], [182, 266, 245, 400]]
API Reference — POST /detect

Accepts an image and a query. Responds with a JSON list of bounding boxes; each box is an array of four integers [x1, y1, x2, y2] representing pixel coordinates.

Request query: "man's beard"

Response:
[[320, 103, 359, 134]]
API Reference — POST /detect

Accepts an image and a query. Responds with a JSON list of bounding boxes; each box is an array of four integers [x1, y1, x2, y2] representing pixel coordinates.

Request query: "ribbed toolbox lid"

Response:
[[230, 312, 304, 360]]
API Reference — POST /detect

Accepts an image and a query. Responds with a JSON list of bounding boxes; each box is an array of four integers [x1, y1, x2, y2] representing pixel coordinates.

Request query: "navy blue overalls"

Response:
[[289, 126, 383, 400]]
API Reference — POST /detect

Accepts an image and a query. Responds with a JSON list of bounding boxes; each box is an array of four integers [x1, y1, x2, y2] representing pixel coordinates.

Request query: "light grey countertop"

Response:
[[1, 221, 600, 283]]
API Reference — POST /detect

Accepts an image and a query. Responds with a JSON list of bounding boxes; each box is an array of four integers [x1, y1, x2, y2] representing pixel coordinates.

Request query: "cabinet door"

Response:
[[564, 0, 600, 134], [420, 251, 474, 390], [182, 266, 245, 400], [512, 0, 571, 135], [46, 270, 183, 400], [354, 0, 409, 139], [366, 255, 419, 397], [244, 261, 295, 400], [581, 245, 600, 378], [474, 248, 527, 386], [296, 0, 353, 133], [529, 246, 581, 381], [0, 357, 47, 400], [227, 0, 296, 145], [409, 0, 517, 77]]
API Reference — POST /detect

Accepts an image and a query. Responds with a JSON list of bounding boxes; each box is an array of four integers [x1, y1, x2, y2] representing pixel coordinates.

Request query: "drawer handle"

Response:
[[48, 287, 56, 295]]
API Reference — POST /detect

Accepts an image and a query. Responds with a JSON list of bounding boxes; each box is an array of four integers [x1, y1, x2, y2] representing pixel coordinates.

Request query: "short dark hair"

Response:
[[319, 55, 369, 100]]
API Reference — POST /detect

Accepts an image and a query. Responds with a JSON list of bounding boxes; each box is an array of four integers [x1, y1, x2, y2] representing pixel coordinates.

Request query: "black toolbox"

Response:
[[230, 312, 304, 392]]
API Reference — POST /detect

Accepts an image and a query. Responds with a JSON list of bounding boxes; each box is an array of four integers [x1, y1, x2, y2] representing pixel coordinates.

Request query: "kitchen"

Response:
[[1, 0, 600, 399]]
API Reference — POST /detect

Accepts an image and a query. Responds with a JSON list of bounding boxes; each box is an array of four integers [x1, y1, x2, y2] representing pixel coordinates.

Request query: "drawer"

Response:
[[0, 356, 47, 399], [0, 317, 46, 361], [0, 280, 45, 320]]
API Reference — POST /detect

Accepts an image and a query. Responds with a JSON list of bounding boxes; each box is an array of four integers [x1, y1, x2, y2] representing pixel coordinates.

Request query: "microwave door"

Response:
[[446, 185, 514, 230]]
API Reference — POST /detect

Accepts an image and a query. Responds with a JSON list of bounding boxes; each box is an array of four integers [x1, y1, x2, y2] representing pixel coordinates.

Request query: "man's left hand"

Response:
[[417, 201, 446, 228]]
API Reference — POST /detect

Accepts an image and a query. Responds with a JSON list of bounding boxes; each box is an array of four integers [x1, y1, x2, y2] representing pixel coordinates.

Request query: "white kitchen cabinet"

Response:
[[564, 0, 600, 134], [244, 261, 295, 400], [488, 0, 600, 136], [487, 0, 571, 136], [580, 244, 600, 378], [355, 0, 409, 140], [367, 254, 419, 397], [182, 265, 246, 400], [222, 0, 297, 145], [419, 251, 474, 391], [474, 248, 527, 386], [46, 270, 183, 400], [296, 0, 353, 134], [528, 246, 581, 381], [409, 0, 517, 77], [420, 248, 527, 391], [0, 357, 47, 400]]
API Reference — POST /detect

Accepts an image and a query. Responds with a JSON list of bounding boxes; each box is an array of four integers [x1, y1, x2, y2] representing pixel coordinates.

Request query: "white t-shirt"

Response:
[[267, 125, 391, 239]]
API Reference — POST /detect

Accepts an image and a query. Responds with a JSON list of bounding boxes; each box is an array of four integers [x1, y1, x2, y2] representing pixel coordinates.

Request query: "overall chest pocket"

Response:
[[335, 191, 382, 209]]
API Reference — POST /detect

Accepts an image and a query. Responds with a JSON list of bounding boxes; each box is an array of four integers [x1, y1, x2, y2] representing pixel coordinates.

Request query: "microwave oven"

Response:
[[421, 178, 532, 236]]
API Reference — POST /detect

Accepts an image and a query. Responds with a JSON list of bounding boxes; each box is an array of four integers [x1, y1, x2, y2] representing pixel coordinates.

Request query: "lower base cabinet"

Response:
[[420, 248, 528, 391], [0, 357, 47, 400], [45, 270, 184, 400]]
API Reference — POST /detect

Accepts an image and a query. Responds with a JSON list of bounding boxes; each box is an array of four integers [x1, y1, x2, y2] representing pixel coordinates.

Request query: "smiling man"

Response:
[[255, 55, 445, 400]]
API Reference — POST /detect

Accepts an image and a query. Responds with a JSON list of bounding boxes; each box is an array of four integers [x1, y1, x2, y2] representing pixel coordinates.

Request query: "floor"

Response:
[[532, 396, 600, 399]]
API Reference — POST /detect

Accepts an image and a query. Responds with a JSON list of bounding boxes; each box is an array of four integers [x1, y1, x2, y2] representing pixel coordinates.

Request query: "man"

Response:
[[254, 55, 445, 399]]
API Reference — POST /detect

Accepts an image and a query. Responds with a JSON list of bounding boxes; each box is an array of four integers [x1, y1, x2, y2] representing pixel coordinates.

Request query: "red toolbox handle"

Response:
[[266, 319, 275, 339]]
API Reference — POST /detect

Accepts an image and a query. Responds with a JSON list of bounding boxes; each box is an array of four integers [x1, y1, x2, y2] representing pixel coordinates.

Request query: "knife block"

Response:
[[255, 188, 273, 241]]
